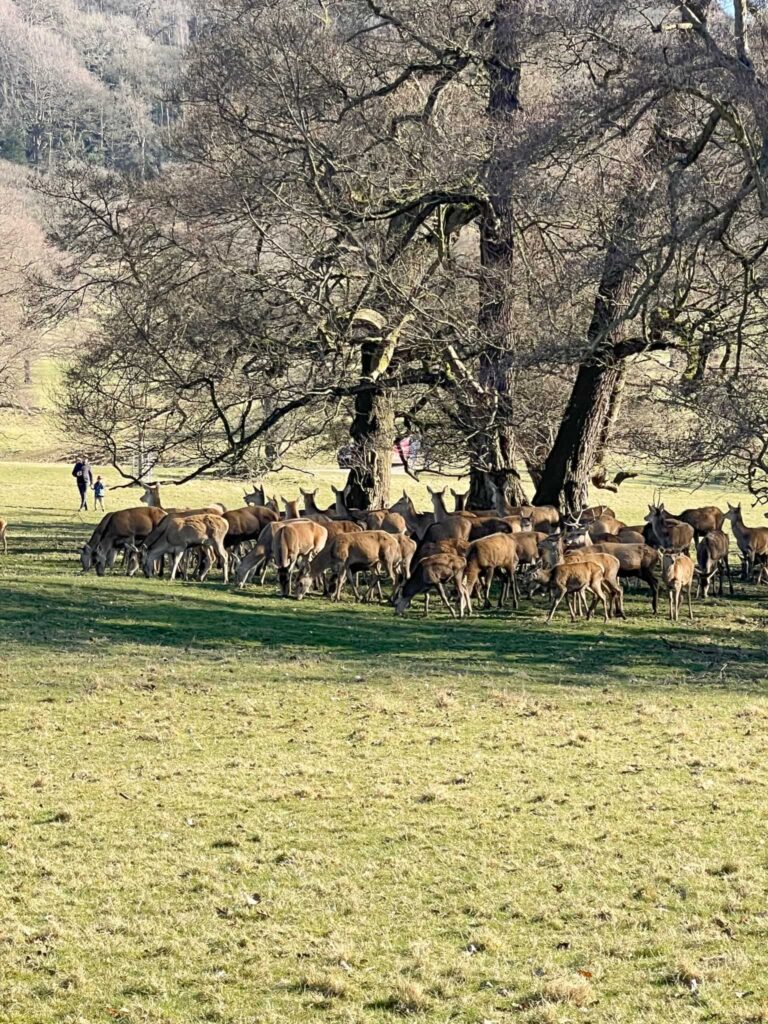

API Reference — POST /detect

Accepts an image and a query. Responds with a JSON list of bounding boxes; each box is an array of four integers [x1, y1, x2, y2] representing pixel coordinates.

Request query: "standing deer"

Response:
[[724, 502, 768, 581], [660, 552, 695, 622], [644, 503, 694, 553], [696, 530, 733, 597]]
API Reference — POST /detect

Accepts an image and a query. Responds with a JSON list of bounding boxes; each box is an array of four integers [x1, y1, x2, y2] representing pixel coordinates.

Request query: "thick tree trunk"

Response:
[[533, 359, 623, 514], [468, 0, 527, 509], [344, 340, 394, 510], [534, 126, 668, 514]]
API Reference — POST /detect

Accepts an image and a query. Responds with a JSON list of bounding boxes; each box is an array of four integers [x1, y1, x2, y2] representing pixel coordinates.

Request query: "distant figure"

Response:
[[72, 456, 93, 510], [93, 475, 106, 511]]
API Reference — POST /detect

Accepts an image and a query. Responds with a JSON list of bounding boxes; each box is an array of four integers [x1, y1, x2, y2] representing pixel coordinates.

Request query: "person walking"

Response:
[[72, 456, 93, 510], [93, 475, 106, 511]]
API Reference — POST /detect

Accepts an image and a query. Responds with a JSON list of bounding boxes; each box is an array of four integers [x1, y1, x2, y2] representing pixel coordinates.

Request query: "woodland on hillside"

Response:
[[5, 1, 768, 513]]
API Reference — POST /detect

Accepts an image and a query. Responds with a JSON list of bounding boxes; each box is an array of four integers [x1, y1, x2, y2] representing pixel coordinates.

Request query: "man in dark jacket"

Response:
[[72, 456, 93, 510]]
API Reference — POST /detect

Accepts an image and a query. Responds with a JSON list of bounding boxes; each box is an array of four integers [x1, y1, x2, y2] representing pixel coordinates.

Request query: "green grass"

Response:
[[1, 461, 768, 1023]]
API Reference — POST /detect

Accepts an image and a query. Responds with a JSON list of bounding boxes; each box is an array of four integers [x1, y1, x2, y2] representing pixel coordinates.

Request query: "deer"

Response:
[[427, 485, 452, 522], [93, 507, 168, 576], [140, 480, 227, 515], [142, 513, 230, 583], [80, 512, 115, 571], [463, 533, 521, 611], [294, 520, 365, 599], [389, 491, 435, 540], [695, 529, 733, 598], [243, 483, 266, 507], [579, 504, 616, 523], [451, 488, 470, 512], [660, 552, 694, 621], [221, 506, 279, 569], [644, 503, 694, 554], [724, 502, 768, 581], [275, 521, 328, 596], [234, 519, 299, 588], [531, 561, 609, 623], [589, 541, 661, 613], [300, 487, 337, 517], [364, 510, 407, 534], [538, 537, 624, 618], [394, 553, 471, 618], [328, 531, 401, 602]]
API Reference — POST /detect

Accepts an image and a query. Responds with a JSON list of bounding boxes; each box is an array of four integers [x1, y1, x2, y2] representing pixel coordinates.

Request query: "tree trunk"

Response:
[[534, 126, 669, 514], [344, 340, 394, 510], [533, 359, 624, 514], [468, 0, 527, 509]]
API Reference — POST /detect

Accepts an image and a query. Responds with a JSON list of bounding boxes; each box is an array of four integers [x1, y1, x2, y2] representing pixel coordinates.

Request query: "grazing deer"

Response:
[[724, 502, 768, 581], [394, 553, 471, 618], [94, 507, 167, 577], [294, 520, 365, 599], [275, 521, 328, 597], [531, 561, 609, 623], [695, 530, 733, 597], [677, 505, 725, 541], [142, 514, 230, 583], [660, 552, 694, 621]]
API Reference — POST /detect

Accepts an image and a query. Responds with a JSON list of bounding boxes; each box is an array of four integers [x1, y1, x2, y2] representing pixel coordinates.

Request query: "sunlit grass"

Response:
[[0, 460, 767, 1023]]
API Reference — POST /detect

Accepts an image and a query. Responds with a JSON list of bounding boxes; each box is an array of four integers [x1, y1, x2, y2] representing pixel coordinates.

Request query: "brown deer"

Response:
[[538, 537, 624, 618], [243, 483, 266, 507], [531, 561, 609, 623], [275, 521, 328, 596], [394, 553, 471, 618], [695, 530, 733, 597], [660, 552, 694, 621], [80, 512, 115, 571], [644, 504, 694, 554], [463, 534, 521, 611], [724, 502, 768, 581], [328, 531, 401, 602], [94, 507, 167, 576], [142, 514, 230, 583], [677, 505, 725, 541], [389, 491, 435, 540], [294, 521, 365, 598], [590, 542, 661, 613]]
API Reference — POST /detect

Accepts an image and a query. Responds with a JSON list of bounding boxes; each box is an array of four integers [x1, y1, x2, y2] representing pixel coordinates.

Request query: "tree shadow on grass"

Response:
[[0, 576, 765, 691]]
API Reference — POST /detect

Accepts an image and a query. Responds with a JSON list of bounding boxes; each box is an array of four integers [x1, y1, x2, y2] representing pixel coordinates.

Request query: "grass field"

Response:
[[1, 460, 768, 1023]]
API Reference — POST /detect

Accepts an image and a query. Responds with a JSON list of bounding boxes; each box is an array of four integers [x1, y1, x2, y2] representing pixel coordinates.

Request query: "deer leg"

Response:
[[510, 570, 519, 610], [484, 568, 494, 609], [546, 587, 565, 623], [687, 583, 693, 620], [169, 550, 184, 581], [424, 592, 430, 616], [436, 581, 457, 618]]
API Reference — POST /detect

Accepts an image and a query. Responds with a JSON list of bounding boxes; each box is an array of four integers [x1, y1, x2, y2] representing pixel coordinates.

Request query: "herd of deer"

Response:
[[76, 479, 768, 623]]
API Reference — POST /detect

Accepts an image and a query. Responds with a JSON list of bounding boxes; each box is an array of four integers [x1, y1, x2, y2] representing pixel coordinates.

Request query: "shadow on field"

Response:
[[0, 575, 765, 688]]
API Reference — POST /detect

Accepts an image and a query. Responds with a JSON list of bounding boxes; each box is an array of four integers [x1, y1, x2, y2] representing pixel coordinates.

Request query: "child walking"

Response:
[[93, 475, 106, 511]]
